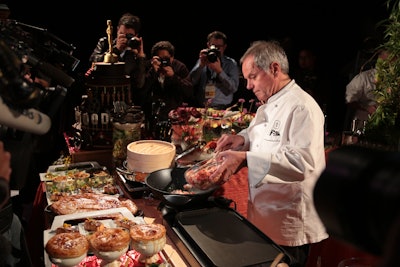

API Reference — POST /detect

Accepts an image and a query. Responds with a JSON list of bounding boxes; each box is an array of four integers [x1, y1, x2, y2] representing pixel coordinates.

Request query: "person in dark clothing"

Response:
[[88, 12, 147, 104], [0, 141, 32, 267], [141, 40, 193, 137]]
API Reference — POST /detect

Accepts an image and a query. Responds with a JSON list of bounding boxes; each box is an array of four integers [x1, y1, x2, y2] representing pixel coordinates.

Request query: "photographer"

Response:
[[189, 31, 239, 109], [141, 41, 193, 138], [88, 13, 146, 102]]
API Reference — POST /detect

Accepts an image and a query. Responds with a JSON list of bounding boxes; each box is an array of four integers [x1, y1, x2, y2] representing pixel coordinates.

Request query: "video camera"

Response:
[[0, 19, 79, 135]]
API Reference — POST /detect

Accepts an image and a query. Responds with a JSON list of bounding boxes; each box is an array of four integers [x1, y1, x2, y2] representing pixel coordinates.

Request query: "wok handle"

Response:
[[164, 194, 192, 206]]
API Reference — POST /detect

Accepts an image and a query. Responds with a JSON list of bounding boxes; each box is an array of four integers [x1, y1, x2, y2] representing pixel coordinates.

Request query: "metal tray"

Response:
[[172, 207, 290, 267]]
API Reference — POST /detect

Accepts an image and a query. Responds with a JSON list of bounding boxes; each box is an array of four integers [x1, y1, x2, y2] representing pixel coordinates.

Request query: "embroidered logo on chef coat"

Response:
[[270, 120, 281, 136]]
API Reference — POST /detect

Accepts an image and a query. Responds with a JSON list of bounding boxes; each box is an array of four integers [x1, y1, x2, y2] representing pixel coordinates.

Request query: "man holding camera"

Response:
[[88, 13, 147, 103], [141, 40, 193, 138], [189, 31, 239, 109]]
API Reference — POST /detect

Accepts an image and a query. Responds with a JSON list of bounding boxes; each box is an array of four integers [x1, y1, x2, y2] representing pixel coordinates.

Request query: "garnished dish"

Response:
[[45, 232, 89, 267], [115, 217, 137, 230], [83, 218, 105, 232], [55, 223, 79, 234], [42, 167, 118, 204]]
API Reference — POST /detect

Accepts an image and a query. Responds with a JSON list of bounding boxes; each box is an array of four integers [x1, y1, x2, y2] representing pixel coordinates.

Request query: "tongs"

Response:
[[174, 142, 201, 161]]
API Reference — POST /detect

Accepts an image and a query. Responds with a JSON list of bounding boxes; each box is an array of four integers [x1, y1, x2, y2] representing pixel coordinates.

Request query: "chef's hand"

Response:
[[211, 150, 246, 183], [215, 134, 245, 152]]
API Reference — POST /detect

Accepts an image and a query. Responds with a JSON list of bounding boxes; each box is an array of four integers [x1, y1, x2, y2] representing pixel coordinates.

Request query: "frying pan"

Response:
[[145, 167, 218, 207]]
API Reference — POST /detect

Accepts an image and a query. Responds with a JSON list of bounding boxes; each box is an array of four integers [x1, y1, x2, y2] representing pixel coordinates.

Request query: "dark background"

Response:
[[5, 0, 389, 72], [2, 0, 391, 133]]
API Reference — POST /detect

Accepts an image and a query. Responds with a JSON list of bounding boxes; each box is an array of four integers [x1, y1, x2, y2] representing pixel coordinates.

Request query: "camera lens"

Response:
[[207, 52, 218, 63], [127, 36, 141, 49], [159, 57, 170, 67], [206, 45, 220, 63]]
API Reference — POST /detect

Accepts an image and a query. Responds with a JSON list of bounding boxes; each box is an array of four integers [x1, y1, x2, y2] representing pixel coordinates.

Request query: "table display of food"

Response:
[[38, 160, 174, 267], [40, 162, 119, 204], [43, 208, 169, 267], [168, 106, 255, 152], [33, 135, 297, 267]]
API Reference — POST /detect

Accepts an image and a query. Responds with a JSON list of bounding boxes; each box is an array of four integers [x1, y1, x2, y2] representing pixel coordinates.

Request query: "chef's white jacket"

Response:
[[239, 79, 329, 246]]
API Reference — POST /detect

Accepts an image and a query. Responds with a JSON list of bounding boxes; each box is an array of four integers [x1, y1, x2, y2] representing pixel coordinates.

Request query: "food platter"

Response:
[[40, 161, 121, 205], [50, 207, 142, 231], [47, 161, 102, 172], [43, 208, 151, 267]]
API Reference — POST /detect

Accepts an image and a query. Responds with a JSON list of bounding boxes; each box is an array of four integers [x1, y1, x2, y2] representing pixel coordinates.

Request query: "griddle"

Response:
[[170, 207, 291, 267]]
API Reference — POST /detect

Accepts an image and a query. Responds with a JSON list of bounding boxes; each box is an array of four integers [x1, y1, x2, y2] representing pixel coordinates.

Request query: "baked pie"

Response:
[[45, 232, 89, 267], [87, 227, 131, 262]]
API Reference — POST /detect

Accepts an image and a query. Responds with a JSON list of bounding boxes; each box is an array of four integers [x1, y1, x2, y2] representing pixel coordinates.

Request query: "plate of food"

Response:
[[46, 192, 139, 216], [42, 166, 121, 205]]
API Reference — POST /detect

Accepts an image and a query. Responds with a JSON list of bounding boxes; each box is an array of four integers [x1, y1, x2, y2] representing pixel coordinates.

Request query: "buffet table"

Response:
[[27, 156, 381, 267], [27, 180, 197, 267]]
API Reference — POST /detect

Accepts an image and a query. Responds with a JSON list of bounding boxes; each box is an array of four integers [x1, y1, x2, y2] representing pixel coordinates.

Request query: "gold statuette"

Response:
[[103, 20, 118, 63]]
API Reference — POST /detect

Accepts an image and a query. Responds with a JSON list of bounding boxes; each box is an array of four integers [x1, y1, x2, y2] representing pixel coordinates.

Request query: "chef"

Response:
[[211, 40, 329, 267]]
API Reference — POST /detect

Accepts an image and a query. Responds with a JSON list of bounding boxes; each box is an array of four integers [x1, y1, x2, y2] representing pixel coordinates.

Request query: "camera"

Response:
[[0, 19, 76, 135], [206, 45, 221, 63], [126, 34, 141, 49], [158, 57, 171, 67]]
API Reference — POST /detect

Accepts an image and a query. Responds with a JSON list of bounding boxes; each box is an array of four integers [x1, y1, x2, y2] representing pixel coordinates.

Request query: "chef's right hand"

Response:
[[215, 134, 245, 152]]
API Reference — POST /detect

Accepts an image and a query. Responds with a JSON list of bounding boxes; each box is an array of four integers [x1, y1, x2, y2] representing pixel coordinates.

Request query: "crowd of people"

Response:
[[85, 12, 381, 139], [0, 8, 390, 267]]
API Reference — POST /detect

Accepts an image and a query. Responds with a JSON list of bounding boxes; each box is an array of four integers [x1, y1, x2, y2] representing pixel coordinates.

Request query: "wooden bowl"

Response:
[[126, 140, 176, 174]]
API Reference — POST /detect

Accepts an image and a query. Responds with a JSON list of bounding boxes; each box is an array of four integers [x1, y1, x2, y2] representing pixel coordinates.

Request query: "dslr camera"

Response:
[[206, 45, 221, 63], [126, 34, 141, 49], [158, 56, 171, 67]]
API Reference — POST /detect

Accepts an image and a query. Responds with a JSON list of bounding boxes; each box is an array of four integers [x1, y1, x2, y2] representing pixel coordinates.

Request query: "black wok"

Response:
[[145, 167, 218, 207]]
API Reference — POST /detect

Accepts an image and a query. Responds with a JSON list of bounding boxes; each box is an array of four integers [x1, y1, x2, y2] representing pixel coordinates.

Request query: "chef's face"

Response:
[[242, 55, 276, 102]]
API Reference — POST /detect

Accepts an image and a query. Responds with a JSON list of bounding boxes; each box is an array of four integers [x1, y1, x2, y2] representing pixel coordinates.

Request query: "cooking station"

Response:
[[26, 135, 383, 267], [29, 148, 289, 267], [116, 164, 292, 267]]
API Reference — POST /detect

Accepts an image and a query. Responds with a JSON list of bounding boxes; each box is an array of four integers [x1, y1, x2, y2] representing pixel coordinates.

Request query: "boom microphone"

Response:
[[0, 96, 51, 135]]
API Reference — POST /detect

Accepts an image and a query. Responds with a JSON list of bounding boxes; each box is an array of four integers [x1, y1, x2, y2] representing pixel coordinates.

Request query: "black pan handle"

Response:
[[164, 194, 192, 206]]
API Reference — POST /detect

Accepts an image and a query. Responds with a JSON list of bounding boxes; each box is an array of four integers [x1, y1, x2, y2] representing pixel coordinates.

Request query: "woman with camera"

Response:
[[141, 40, 193, 138], [189, 31, 240, 109]]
